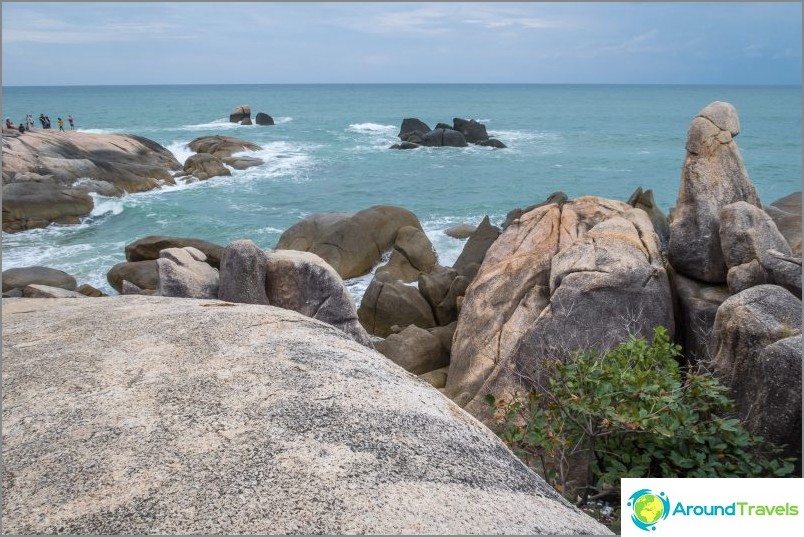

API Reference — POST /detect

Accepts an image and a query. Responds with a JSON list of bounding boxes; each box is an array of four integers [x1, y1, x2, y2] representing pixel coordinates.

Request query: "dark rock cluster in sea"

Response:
[[391, 117, 507, 149], [1, 101, 801, 532]]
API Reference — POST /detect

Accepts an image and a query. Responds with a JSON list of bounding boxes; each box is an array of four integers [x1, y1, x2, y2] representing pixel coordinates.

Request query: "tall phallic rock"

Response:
[[445, 197, 674, 423], [667, 101, 761, 282]]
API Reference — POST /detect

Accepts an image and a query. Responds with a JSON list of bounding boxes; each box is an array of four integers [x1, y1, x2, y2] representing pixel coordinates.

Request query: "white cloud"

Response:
[[3, 17, 190, 44]]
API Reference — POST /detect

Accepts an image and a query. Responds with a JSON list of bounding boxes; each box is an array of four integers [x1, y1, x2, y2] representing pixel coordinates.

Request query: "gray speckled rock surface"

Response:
[[1, 296, 611, 535], [157, 247, 219, 299]]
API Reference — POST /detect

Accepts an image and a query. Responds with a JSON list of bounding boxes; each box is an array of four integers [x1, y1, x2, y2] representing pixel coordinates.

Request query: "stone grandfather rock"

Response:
[[668, 101, 761, 282], [1, 296, 610, 535]]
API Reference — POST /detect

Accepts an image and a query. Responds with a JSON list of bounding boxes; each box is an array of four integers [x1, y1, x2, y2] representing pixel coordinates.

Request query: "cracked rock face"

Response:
[[1, 296, 611, 535], [445, 196, 674, 423], [668, 101, 761, 283]]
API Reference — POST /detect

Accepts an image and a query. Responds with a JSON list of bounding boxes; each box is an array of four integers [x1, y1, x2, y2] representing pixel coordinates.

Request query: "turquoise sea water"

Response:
[[1, 84, 801, 297]]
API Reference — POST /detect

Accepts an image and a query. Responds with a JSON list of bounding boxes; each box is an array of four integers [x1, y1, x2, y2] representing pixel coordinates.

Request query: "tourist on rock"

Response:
[[67, 115, 75, 129], [57, 117, 65, 131], [18, 122, 26, 134], [5, 118, 14, 130], [39, 114, 46, 128]]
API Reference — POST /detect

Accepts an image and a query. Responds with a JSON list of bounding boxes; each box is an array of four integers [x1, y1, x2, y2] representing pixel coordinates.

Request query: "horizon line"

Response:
[[4, 82, 802, 89]]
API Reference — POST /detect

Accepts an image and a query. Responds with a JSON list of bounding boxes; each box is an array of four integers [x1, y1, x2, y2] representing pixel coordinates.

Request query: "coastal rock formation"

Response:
[[421, 128, 468, 148], [375, 324, 448, 375], [222, 155, 263, 170], [255, 112, 275, 126], [2, 182, 95, 233], [375, 226, 438, 283], [229, 104, 251, 123], [217, 239, 270, 304], [452, 118, 489, 144], [107, 260, 159, 293], [452, 216, 501, 282], [444, 223, 476, 239], [711, 285, 802, 461], [668, 101, 761, 282], [503, 192, 569, 229], [181, 153, 231, 181], [21, 284, 86, 299], [1, 297, 610, 535], [264, 250, 373, 347], [628, 186, 670, 250], [445, 197, 674, 422], [157, 247, 220, 299], [718, 201, 791, 268], [398, 118, 431, 143], [760, 250, 802, 297], [764, 191, 802, 254], [419, 265, 462, 326], [240, 118, 253, 126], [357, 273, 436, 337], [2, 266, 77, 293], [126, 236, 225, 269], [276, 205, 423, 279], [76, 284, 107, 297], [187, 135, 261, 159], [2, 131, 181, 232], [669, 269, 730, 366]]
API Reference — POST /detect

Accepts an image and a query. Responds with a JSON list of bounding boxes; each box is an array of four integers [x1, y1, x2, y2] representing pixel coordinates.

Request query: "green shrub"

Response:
[[486, 326, 795, 503]]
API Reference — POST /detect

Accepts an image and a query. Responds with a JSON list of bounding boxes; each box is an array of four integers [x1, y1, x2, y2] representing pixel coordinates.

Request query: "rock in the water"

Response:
[[446, 197, 674, 423], [1, 296, 610, 535], [218, 239, 270, 305], [711, 285, 802, 461], [229, 104, 251, 123], [421, 128, 468, 148], [375, 324, 448, 375], [276, 205, 423, 280], [719, 201, 791, 268], [628, 186, 670, 250], [2, 266, 77, 292], [670, 269, 731, 366], [358, 273, 436, 337], [221, 156, 263, 170], [126, 236, 225, 269], [668, 101, 761, 282], [389, 142, 420, 150], [444, 224, 476, 239], [375, 226, 437, 283], [107, 260, 160, 294], [398, 118, 431, 142], [21, 284, 86, 299], [240, 118, 253, 126], [476, 138, 506, 149], [255, 112, 274, 126], [452, 118, 489, 144], [764, 191, 802, 254], [452, 215, 501, 282], [182, 153, 231, 181], [188, 135, 261, 159], [2, 182, 94, 233], [69, 178, 125, 198], [157, 247, 220, 299], [264, 249, 373, 347]]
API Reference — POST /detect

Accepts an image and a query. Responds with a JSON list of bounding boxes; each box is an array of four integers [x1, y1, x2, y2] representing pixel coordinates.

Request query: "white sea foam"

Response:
[[166, 140, 194, 165], [89, 193, 126, 217], [229, 141, 317, 183], [347, 122, 397, 134], [175, 118, 240, 131], [77, 128, 120, 134], [274, 116, 293, 124]]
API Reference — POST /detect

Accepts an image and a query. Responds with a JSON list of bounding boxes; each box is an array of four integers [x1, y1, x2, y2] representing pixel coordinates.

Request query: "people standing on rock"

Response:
[[67, 115, 75, 130], [39, 114, 46, 128], [44, 116, 52, 129], [57, 117, 65, 132], [26, 114, 34, 130], [18, 122, 26, 134], [5, 118, 14, 130]]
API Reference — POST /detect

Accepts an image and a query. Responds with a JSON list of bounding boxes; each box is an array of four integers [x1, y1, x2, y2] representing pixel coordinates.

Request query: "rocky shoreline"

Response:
[[2, 101, 801, 532]]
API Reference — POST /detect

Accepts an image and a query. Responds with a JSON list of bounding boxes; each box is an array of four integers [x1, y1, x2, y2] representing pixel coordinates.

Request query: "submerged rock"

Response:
[[1, 296, 611, 535]]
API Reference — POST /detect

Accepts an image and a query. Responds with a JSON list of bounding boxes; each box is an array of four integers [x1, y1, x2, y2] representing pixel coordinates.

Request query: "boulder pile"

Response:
[[391, 117, 506, 149]]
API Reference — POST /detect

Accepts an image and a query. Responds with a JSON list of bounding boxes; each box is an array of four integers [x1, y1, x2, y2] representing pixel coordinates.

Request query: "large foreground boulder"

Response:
[[446, 197, 674, 423], [668, 101, 761, 282], [276, 206, 423, 279], [711, 285, 802, 462], [1, 296, 610, 535]]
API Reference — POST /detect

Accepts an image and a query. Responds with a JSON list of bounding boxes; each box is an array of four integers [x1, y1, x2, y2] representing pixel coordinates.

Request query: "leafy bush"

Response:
[[486, 327, 795, 503]]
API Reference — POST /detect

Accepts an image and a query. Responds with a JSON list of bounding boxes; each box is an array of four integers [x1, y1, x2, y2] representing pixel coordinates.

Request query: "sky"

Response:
[[1, 2, 801, 86]]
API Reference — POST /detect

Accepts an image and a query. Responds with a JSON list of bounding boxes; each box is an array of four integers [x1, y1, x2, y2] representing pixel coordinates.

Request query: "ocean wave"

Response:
[[166, 140, 194, 166], [76, 128, 120, 134], [274, 116, 293, 124], [89, 193, 126, 217], [347, 122, 397, 134], [175, 118, 241, 131]]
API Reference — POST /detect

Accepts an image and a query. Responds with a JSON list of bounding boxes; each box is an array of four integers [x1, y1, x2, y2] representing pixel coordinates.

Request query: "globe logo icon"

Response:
[[627, 489, 670, 531]]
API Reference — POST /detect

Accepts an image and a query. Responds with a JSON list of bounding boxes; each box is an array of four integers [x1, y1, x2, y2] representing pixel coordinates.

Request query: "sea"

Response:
[[2, 84, 801, 299]]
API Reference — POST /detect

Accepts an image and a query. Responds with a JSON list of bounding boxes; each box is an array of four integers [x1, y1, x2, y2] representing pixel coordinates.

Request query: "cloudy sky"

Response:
[[2, 2, 801, 86]]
